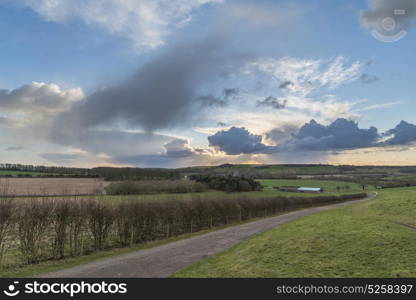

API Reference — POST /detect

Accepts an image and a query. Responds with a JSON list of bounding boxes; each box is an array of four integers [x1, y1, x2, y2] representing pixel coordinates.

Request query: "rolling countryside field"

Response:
[[0, 164, 414, 278], [0, 173, 368, 276], [174, 187, 416, 277], [0, 175, 365, 199], [0, 178, 110, 196]]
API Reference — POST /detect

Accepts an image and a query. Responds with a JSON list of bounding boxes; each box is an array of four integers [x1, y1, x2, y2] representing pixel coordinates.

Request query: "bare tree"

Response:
[[0, 179, 15, 269]]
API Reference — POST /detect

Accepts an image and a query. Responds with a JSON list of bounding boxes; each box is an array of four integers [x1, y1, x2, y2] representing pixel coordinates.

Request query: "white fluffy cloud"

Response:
[[0, 82, 83, 111], [0, 82, 84, 126], [18, 0, 223, 49]]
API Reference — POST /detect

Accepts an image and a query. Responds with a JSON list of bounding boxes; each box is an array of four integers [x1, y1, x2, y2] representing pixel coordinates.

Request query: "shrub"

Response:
[[104, 180, 208, 195], [0, 195, 15, 269], [0, 191, 367, 269], [16, 199, 54, 264], [66, 199, 88, 257], [86, 201, 115, 250], [51, 199, 72, 259], [191, 175, 262, 192]]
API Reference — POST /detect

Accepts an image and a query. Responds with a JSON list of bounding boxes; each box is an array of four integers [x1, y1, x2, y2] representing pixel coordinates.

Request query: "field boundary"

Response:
[[38, 193, 377, 278]]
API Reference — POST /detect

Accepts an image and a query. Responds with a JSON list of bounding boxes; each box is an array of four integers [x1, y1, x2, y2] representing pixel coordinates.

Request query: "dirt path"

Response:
[[40, 193, 377, 278]]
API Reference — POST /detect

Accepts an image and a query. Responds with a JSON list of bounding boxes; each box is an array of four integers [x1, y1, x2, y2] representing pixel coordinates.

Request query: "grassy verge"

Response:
[[0, 193, 366, 278], [0, 220, 260, 278], [173, 188, 416, 277], [0, 207, 318, 278]]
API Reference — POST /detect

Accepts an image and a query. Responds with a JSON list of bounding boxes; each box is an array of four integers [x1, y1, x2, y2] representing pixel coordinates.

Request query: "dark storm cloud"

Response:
[[256, 96, 287, 109], [222, 88, 239, 98], [198, 88, 239, 108], [49, 36, 251, 144], [113, 154, 173, 168], [205, 119, 416, 157], [384, 120, 416, 145], [208, 119, 383, 156], [40, 153, 81, 164], [197, 94, 227, 108], [360, 73, 379, 84], [5, 146, 24, 151], [292, 118, 380, 151], [279, 80, 294, 89], [113, 141, 209, 168], [208, 127, 268, 155], [49, 129, 174, 160], [265, 124, 299, 144], [0, 117, 12, 126], [269, 119, 416, 153], [361, 0, 416, 32]]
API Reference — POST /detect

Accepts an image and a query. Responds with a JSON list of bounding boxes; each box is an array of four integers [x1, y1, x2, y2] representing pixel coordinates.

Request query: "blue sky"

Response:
[[1, 0, 416, 167]]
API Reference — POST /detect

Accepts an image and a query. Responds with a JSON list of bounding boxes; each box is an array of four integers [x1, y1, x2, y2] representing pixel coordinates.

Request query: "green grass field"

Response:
[[180, 164, 408, 177], [96, 179, 364, 203], [0, 179, 366, 276], [174, 187, 416, 277], [258, 179, 365, 192], [5, 179, 362, 204]]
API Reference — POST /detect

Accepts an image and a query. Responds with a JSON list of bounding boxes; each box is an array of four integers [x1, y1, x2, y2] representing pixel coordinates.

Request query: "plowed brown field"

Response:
[[0, 178, 110, 196]]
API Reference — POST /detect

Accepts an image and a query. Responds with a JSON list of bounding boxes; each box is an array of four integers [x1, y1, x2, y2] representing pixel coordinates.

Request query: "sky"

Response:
[[1, 0, 416, 168]]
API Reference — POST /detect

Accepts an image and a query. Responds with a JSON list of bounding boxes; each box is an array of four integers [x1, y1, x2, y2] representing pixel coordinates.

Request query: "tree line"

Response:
[[0, 163, 181, 180], [190, 175, 262, 192]]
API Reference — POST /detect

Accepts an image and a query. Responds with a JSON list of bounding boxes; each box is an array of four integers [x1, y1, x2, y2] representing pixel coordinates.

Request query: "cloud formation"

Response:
[[40, 153, 81, 164], [256, 96, 287, 110], [17, 0, 223, 49], [265, 124, 299, 145], [0, 82, 83, 115], [49, 36, 250, 145], [251, 56, 365, 96], [197, 94, 228, 108], [208, 127, 268, 155], [5, 146, 24, 151], [164, 139, 196, 158], [360, 73, 379, 84], [209, 118, 416, 157], [279, 80, 294, 89], [384, 120, 416, 145], [0, 82, 84, 131], [222, 88, 239, 99], [197, 88, 239, 108], [291, 118, 380, 151]]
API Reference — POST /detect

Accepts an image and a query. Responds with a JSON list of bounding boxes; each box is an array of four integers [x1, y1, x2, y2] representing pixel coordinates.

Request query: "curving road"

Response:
[[39, 193, 377, 278]]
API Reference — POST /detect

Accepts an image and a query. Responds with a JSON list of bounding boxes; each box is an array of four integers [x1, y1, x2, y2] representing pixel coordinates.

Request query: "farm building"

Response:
[[277, 186, 300, 192], [298, 187, 322, 193], [275, 186, 322, 193]]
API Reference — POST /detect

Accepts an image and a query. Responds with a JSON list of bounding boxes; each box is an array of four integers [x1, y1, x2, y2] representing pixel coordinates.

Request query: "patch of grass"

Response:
[[258, 179, 364, 191], [174, 188, 416, 277]]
